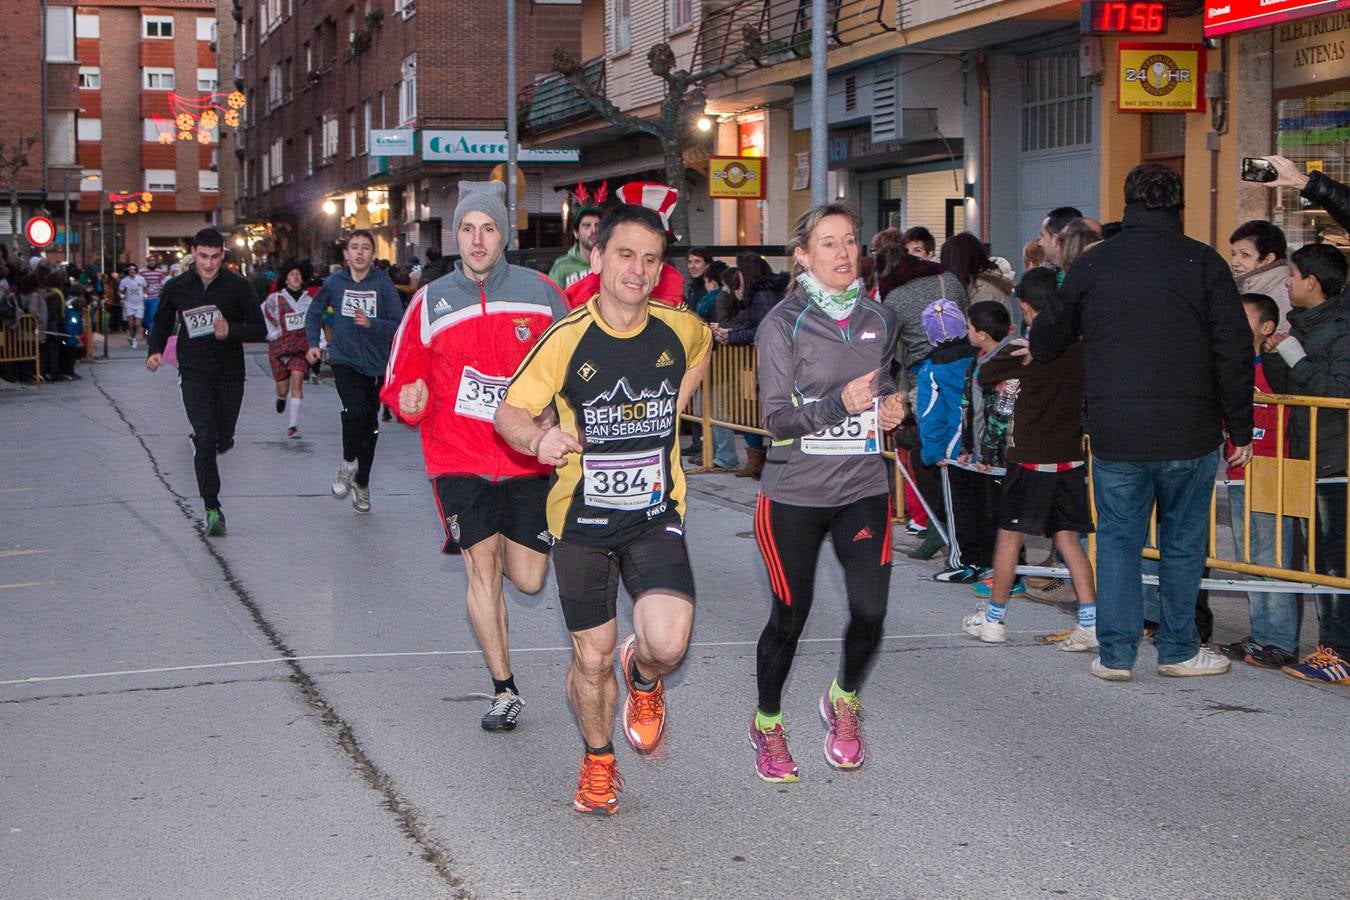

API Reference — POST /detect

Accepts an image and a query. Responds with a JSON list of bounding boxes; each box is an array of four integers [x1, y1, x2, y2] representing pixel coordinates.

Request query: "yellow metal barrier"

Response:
[[681, 347, 1350, 593], [1, 314, 42, 379]]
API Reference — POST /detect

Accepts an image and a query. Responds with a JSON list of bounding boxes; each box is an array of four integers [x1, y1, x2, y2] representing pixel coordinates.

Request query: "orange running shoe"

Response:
[[619, 634, 666, 753], [573, 751, 624, 815]]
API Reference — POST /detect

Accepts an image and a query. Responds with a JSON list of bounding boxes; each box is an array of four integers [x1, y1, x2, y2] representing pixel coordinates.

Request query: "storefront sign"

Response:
[[1117, 43, 1205, 112], [1273, 11, 1350, 89], [369, 129, 416, 156], [1205, 0, 1350, 38], [708, 156, 766, 199], [421, 130, 580, 164]]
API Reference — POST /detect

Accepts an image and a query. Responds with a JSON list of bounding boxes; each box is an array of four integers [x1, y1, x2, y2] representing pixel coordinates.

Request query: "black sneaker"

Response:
[[276, 397, 286, 414], [934, 565, 984, 585], [1244, 645, 1298, 669], [481, 691, 524, 732], [1217, 637, 1261, 661]]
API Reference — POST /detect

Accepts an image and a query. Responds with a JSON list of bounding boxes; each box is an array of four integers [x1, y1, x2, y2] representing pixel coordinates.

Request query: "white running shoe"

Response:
[[352, 484, 371, 514], [331, 460, 356, 498], [961, 606, 1006, 643], [1057, 625, 1099, 652], [1090, 658, 1132, 681], [1157, 647, 1231, 677]]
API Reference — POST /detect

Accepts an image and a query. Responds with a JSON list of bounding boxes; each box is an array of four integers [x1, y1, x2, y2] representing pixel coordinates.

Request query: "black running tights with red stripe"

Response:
[[754, 492, 893, 715]]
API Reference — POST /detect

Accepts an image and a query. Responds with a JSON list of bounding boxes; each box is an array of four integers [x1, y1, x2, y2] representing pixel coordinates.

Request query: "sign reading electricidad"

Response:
[[421, 130, 580, 163]]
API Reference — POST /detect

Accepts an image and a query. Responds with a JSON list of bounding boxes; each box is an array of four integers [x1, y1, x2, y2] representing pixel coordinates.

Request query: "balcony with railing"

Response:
[[518, 57, 605, 139], [694, 0, 894, 77]]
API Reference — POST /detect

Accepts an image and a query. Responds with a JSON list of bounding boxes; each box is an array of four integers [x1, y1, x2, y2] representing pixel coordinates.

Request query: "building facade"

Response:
[[519, 0, 1349, 268], [232, 0, 583, 268], [67, 0, 225, 269], [0, 1, 80, 263]]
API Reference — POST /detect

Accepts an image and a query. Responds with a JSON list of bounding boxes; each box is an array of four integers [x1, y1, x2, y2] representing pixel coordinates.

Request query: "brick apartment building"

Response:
[[233, 0, 582, 267], [0, 1, 79, 263], [68, 0, 225, 269]]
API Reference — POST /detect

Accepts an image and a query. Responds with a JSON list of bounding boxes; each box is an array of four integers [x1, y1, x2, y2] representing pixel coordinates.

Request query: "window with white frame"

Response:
[[81, 170, 102, 192], [199, 170, 219, 192], [142, 118, 167, 142], [143, 68, 175, 90], [78, 67, 101, 89], [145, 169, 176, 192], [47, 112, 75, 165], [77, 118, 102, 142], [303, 42, 312, 74], [395, 0, 416, 20], [46, 6, 75, 61], [142, 15, 173, 39], [262, 152, 271, 189], [362, 100, 372, 155], [76, 13, 99, 39], [347, 110, 357, 158], [399, 55, 416, 124], [261, 0, 282, 35], [615, 0, 631, 52], [379, 91, 386, 128], [196, 17, 216, 42], [197, 68, 218, 92], [305, 130, 313, 175], [269, 139, 284, 186], [241, 18, 250, 55], [670, 0, 692, 30], [322, 112, 338, 161], [267, 64, 283, 109]]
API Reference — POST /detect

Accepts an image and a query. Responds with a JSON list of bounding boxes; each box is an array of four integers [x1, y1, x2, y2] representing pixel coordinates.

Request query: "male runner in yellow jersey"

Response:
[[495, 204, 711, 815]]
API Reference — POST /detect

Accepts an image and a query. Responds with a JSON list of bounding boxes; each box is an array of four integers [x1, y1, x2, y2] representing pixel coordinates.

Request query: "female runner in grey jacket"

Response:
[[748, 203, 908, 783]]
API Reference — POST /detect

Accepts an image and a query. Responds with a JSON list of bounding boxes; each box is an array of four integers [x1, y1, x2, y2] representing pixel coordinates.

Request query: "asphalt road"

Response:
[[2, 346, 1346, 898]]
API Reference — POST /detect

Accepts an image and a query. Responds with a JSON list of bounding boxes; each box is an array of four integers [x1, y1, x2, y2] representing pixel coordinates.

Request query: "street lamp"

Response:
[[322, 199, 338, 215], [696, 116, 713, 133]]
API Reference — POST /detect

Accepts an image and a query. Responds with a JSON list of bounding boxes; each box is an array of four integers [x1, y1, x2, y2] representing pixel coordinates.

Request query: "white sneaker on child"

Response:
[[1057, 625, 1099, 652], [961, 606, 1006, 643]]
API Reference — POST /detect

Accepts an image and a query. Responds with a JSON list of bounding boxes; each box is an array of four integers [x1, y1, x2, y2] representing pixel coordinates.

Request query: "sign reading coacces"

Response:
[[1117, 43, 1205, 112], [1204, 0, 1350, 38], [421, 130, 580, 164]]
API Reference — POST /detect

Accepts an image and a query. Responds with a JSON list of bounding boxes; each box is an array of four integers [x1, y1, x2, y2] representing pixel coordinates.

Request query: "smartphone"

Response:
[[1241, 157, 1278, 183]]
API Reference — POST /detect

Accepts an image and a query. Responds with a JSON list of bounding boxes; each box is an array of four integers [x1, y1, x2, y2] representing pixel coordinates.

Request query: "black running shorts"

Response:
[[552, 524, 696, 632], [432, 474, 553, 554], [997, 465, 1094, 537]]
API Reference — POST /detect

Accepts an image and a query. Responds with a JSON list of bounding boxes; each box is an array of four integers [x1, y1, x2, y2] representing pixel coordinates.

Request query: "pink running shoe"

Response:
[[819, 692, 866, 769], [749, 717, 799, 783]]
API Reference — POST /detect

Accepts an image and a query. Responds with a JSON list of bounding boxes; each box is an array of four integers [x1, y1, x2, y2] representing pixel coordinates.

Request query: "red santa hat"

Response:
[[617, 182, 679, 233]]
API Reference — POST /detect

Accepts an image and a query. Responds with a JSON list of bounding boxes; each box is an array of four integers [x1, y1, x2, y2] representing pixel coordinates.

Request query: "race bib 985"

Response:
[[800, 398, 880, 456]]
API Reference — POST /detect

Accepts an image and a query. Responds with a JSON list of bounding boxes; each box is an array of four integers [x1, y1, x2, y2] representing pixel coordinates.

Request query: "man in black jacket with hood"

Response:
[[1030, 164, 1254, 682], [147, 228, 267, 536]]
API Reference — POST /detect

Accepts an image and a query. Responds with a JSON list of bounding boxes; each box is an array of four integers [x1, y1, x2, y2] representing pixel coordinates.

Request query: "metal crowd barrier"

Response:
[[681, 348, 1350, 594], [0, 314, 42, 378]]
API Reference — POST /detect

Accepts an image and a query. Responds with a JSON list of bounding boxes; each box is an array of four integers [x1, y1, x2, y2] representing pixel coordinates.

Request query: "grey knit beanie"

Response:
[[452, 180, 509, 237]]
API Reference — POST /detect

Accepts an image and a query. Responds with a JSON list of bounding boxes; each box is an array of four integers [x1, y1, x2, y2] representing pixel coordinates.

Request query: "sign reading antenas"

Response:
[[1204, 0, 1350, 37]]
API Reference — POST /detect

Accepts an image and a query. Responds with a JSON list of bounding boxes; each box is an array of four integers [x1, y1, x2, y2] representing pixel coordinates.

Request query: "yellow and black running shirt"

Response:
[[505, 297, 711, 546]]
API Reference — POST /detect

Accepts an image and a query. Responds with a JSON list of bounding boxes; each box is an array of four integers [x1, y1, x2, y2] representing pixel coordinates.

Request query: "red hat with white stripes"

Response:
[[616, 182, 679, 233]]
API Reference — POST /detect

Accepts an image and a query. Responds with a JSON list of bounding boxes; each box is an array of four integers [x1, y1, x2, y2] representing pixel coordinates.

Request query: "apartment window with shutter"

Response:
[[198, 68, 218, 92], [348, 109, 356, 159], [615, 0, 631, 52], [48, 112, 75, 165], [322, 112, 338, 161], [305, 130, 313, 175], [145, 169, 177, 192], [362, 100, 372, 155], [77, 118, 102, 142], [269, 139, 284, 186], [143, 68, 175, 90], [142, 16, 173, 38], [79, 67, 101, 89], [76, 13, 99, 39], [46, 6, 76, 60], [399, 55, 417, 124], [199, 171, 219, 192]]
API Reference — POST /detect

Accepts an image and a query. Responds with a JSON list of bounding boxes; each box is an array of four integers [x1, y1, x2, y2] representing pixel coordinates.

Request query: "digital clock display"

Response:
[[1081, 2, 1168, 35]]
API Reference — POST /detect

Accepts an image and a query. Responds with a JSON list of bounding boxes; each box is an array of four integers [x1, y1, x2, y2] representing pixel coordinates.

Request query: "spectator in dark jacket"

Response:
[[1264, 243, 1350, 683], [1031, 163, 1253, 682], [419, 246, 451, 284], [1263, 156, 1350, 233], [719, 254, 787, 346]]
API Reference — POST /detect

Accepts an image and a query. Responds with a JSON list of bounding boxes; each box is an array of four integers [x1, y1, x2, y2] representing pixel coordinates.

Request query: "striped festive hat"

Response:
[[617, 182, 679, 232]]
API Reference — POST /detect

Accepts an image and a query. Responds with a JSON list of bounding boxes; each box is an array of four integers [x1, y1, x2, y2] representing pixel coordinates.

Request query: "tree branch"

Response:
[[554, 50, 661, 139]]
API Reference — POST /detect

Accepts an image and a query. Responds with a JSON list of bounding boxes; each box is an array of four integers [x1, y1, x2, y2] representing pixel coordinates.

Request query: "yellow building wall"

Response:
[[1097, 17, 1243, 250]]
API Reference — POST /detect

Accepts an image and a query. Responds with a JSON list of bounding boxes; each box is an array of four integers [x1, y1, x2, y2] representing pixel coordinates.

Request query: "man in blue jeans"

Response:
[[1030, 164, 1254, 681]]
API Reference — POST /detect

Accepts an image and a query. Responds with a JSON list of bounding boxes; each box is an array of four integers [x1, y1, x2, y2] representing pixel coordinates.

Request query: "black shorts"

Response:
[[997, 465, 1094, 537], [553, 525, 696, 632], [431, 475, 553, 555]]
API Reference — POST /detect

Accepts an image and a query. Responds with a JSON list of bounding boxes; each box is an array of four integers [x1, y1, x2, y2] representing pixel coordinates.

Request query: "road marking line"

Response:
[[0, 581, 52, 590], [0, 549, 50, 559], [0, 631, 1038, 687], [0, 487, 35, 494]]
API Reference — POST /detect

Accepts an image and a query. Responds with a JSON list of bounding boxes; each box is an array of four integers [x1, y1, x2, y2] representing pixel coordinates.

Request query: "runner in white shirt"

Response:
[[119, 264, 148, 349]]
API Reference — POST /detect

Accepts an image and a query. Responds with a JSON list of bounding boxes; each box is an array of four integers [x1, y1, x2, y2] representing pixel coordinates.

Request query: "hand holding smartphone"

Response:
[[1241, 157, 1277, 183]]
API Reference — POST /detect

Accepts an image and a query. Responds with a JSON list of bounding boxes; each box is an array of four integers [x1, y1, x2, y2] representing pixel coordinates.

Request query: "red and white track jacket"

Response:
[[381, 258, 568, 480]]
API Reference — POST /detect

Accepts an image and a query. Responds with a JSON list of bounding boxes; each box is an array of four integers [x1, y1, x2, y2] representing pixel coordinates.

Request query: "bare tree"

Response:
[[552, 28, 762, 242], [0, 136, 39, 256]]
